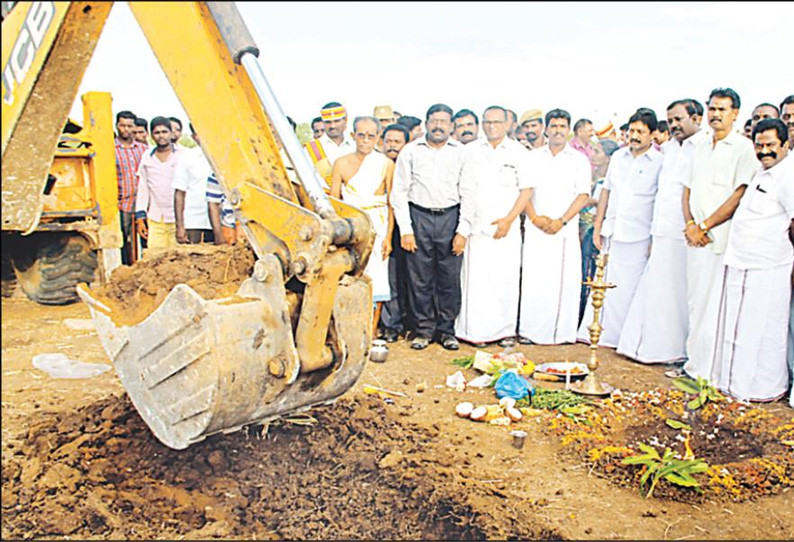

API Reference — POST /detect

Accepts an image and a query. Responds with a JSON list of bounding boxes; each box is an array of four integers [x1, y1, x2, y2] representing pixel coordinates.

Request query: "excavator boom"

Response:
[[2, 1, 376, 449]]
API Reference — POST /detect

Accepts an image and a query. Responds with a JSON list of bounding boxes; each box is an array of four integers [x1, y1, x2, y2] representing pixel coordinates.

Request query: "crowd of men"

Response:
[[114, 88, 794, 408]]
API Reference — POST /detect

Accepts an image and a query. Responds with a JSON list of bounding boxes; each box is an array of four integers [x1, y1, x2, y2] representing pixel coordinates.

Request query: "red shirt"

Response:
[[115, 138, 148, 212]]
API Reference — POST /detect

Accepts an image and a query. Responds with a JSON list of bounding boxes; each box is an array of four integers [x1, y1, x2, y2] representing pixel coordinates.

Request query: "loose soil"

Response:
[[92, 244, 255, 326], [2, 286, 793, 539]]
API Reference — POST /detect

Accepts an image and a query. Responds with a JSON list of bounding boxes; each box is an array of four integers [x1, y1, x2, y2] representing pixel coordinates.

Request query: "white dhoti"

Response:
[[682, 247, 726, 382], [519, 227, 581, 344], [713, 264, 792, 402], [617, 236, 688, 363], [577, 237, 650, 348], [456, 229, 521, 343], [341, 152, 391, 302]]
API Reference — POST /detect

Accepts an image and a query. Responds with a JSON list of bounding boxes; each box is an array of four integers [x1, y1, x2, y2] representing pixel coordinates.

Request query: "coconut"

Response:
[[499, 397, 516, 410], [470, 406, 488, 422], [455, 402, 474, 418], [506, 406, 523, 422]]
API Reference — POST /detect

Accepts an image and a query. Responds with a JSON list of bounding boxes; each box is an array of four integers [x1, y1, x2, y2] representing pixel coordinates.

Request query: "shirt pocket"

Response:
[[745, 187, 780, 217], [631, 167, 658, 196], [497, 163, 518, 188]]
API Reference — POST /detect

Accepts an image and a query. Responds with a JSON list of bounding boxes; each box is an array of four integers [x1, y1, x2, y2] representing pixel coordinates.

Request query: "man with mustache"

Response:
[[391, 104, 475, 350], [681, 87, 758, 383], [750, 102, 780, 132], [518, 109, 590, 345], [781, 95, 794, 151], [519, 109, 546, 150], [304, 102, 354, 189], [711, 118, 793, 402], [378, 124, 413, 343], [577, 108, 664, 347], [452, 109, 479, 145], [455, 106, 532, 347], [618, 99, 708, 367]]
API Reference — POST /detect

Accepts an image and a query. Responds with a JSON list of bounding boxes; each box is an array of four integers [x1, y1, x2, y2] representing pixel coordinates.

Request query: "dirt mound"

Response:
[[1, 393, 558, 540], [92, 244, 256, 326]]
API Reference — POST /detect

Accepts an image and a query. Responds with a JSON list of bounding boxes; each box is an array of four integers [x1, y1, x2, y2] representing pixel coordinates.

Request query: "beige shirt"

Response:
[[392, 136, 475, 237], [684, 130, 757, 254]]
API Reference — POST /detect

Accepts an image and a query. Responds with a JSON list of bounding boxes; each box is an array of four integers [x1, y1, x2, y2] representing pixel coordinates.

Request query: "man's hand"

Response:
[[136, 218, 148, 240], [176, 225, 189, 244], [401, 234, 417, 253], [593, 224, 603, 251], [684, 224, 711, 247], [544, 218, 564, 235], [491, 217, 513, 239], [532, 215, 552, 232], [452, 233, 467, 256], [381, 238, 392, 260]]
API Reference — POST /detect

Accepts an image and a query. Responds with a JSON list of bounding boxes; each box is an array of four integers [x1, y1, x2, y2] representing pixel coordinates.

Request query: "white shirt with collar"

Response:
[[651, 129, 710, 239], [318, 132, 354, 169], [601, 145, 664, 243], [526, 143, 591, 239], [724, 154, 794, 270], [392, 135, 474, 237], [683, 130, 757, 254], [171, 145, 212, 230], [461, 136, 533, 237]]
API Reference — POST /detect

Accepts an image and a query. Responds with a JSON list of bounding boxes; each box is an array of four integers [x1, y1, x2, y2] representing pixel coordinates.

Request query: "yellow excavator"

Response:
[[2, 1, 375, 449]]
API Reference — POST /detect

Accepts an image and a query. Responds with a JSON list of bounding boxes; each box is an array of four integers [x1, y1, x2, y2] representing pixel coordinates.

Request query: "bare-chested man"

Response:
[[331, 116, 395, 328]]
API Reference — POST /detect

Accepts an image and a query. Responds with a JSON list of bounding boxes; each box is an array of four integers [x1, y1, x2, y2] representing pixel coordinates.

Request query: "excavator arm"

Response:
[[2, 1, 376, 449]]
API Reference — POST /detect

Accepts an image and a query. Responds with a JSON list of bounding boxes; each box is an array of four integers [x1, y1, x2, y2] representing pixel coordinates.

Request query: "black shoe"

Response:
[[517, 336, 533, 345], [383, 328, 399, 343], [411, 336, 430, 350], [441, 334, 460, 351], [498, 337, 516, 348]]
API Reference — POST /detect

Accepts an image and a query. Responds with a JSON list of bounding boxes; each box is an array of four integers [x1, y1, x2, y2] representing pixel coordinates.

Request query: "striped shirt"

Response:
[[206, 173, 236, 228], [115, 138, 147, 212]]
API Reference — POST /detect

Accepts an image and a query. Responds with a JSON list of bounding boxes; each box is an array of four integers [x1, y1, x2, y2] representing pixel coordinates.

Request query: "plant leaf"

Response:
[[687, 396, 704, 410], [666, 419, 692, 431], [638, 443, 661, 458], [672, 377, 700, 394], [665, 472, 700, 487]]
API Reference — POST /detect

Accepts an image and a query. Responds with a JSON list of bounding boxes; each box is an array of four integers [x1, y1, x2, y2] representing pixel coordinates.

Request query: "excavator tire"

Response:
[[10, 233, 97, 305]]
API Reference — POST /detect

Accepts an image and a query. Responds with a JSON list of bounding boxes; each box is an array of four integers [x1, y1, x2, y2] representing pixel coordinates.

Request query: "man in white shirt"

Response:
[[173, 124, 213, 244], [455, 106, 532, 346], [452, 109, 479, 145], [712, 119, 793, 402], [391, 104, 476, 350], [618, 99, 707, 364], [577, 109, 664, 347], [304, 102, 355, 189], [682, 87, 758, 382], [519, 109, 590, 345]]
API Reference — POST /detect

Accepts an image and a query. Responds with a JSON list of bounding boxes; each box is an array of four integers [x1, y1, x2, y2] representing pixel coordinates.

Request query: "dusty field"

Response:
[[2, 277, 793, 539]]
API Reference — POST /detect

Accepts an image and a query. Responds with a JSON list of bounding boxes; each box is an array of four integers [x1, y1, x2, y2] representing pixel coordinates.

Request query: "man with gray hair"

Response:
[[330, 116, 395, 329]]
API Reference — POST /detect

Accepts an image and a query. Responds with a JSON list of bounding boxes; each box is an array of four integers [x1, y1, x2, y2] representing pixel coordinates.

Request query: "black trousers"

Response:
[[380, 223, 412, 333], [406, 203, 462, 339], [119, 210, 134, 265]]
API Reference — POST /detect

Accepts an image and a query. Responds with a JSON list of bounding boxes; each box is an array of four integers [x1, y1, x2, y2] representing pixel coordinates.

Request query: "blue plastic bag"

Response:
[[494, 370, 534, 401]]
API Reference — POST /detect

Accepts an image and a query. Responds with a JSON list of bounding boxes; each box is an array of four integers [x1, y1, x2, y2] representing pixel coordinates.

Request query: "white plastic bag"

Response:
[[32, 353, 111, 379]]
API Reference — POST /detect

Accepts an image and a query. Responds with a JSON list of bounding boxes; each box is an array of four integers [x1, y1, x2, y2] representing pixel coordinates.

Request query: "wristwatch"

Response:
[[698, 221, 710, 233], [561, 218, 568, 226]]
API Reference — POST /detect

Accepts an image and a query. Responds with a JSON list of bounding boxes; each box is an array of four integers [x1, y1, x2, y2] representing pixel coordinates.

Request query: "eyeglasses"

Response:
[[482, 120, 505, 126]]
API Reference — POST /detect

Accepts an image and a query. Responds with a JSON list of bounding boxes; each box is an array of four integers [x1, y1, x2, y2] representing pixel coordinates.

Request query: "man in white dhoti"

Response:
[[455, 106, 531, 345], [617, 99, 708, 364], [712, 119, 793, 402], [577, 109, 664, 348], [681, 88, 758, 382], [518, 109, 590, 345], [330, 116, 394, 326]]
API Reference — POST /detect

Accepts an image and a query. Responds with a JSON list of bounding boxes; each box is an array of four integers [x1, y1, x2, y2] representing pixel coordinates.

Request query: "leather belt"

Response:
[[409, 202, 459, 215]]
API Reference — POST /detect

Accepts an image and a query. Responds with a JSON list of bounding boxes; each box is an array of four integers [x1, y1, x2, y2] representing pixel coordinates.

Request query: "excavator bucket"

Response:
[[76, 255, 372, 450]]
